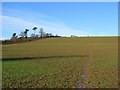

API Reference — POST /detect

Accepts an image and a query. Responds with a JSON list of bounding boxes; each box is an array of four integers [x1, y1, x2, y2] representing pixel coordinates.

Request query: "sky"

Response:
[[1, 2, 118, 40]]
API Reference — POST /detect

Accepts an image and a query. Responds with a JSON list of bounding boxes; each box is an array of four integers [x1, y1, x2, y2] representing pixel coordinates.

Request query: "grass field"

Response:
[[2, 37, 118, 88]]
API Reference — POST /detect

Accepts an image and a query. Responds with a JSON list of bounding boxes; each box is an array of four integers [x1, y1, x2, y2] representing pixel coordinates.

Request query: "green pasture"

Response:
[[2, 37, 118, 88]]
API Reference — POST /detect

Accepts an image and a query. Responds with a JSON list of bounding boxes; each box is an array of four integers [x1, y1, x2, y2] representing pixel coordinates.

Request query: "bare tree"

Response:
[[39, 28, 45, 38], [19, 32, 25, 38]]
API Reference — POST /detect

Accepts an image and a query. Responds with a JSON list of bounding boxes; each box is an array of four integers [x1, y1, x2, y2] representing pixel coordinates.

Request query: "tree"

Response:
[[19, 32, 25, 38], [24, 29, 29, 38], [46, 33, 49, 37], [12, 33, 16, 38], [49, 33, 53, 37], [31, 34, 35, 38], [11, 33, 17, 40], [39, 28, 45, 37], [32, 27, 37, 35], [19, 29, 29, 38], [71, 35, 77, 37]]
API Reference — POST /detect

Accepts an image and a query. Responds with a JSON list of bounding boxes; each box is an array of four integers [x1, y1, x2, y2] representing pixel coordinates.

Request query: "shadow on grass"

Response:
[[2, 55, 89, 61]]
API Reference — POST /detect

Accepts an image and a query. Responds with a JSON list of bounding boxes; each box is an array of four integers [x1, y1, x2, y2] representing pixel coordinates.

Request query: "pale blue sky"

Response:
[[1, 2, 118, 39]]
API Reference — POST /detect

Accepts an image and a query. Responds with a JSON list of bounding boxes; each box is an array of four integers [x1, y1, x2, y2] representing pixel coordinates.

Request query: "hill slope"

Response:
[[2, 37, 118, 88]]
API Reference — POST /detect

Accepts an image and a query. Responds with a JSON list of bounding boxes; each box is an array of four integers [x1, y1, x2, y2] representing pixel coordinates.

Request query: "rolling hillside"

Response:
[[2, 37, 118, 88]]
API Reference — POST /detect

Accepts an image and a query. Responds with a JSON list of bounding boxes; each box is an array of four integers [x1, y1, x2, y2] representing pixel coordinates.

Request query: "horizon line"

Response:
[[1, 35, 119, 40]]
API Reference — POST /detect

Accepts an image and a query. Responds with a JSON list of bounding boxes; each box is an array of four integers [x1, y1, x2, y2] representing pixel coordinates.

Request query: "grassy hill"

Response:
[[2, 36, 118, 88]]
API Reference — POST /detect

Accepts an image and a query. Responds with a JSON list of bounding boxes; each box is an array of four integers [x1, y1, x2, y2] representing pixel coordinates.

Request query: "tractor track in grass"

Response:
[[2, 55, 89, 61], [77, 43, 95, 88]]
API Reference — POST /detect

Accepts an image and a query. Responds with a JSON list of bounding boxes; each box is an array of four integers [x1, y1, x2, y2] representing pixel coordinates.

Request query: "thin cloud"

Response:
[[1, 15, 93, 39]]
